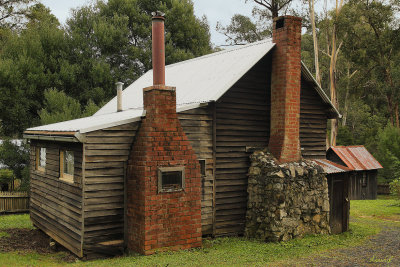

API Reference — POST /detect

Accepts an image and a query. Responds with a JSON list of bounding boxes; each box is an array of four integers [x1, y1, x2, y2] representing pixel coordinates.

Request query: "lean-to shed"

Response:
[[313, 159, 351, 234], [327, 146, 383, 200], [24, 15, 340, 258]]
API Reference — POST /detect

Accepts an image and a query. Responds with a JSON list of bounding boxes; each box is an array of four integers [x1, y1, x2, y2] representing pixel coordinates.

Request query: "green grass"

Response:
[[0, 214, 33, 230], [72, 221, 378, 267], [0, 198, 398, 266], [0, 231, 10, 238], [350, 197, 400, 221]]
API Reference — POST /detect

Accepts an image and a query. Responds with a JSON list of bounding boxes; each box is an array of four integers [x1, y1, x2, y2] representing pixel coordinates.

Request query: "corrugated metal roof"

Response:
[[25, 38, 340, 135], [95, 39, 276, 115], [313, 159, 352, 174], [329, 146, 383, 171], [26, 109, 145, 134]]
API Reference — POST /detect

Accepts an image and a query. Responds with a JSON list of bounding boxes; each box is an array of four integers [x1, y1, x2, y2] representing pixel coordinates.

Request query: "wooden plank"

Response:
[[85, 161, 125, 170], [85, 137, 133, 144], [30, 197, 82, 226], [85, 155, 130, 163], [85, 144, 133, 150], [84, 209, 124, 219], [31, 214, 82, 257], [212, 102, 217, 236], [85, 149, 130, 156], [85, 130, 137, 137], [85, 183, 124, 191], [31, 172, 82, 196], [85, 168, 124, 177]]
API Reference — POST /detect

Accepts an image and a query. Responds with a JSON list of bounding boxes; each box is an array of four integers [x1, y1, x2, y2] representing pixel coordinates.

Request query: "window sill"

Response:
[[59, 174, 74, 184], [158, 188, 184, 194]]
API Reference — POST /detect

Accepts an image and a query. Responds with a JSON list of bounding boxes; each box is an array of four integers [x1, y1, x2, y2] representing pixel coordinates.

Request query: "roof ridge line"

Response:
[[164, 38, 274, 69]]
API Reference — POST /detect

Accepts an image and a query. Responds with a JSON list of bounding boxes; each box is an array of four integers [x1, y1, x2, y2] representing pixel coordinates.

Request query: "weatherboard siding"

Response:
[[82, 122, 139, 256], [214, 55, 271, 236], [178, 106, 215, 235], [30, 140, 83, 257], [300, 79, 329, 159]]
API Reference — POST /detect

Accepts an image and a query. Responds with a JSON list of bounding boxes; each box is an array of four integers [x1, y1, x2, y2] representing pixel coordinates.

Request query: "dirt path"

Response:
[[0, 228, 77, 263], [277, 220, 400, 267]]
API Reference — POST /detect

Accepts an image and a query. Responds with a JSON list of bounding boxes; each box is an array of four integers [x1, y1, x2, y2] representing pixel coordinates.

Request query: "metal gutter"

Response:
[[23, 134, 80, 143]]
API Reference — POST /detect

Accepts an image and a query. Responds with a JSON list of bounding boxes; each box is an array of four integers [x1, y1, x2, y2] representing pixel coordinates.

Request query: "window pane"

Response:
[[63, 151, 74, 175], [39, 148, 46, 167], [162, 171, 182, 190]]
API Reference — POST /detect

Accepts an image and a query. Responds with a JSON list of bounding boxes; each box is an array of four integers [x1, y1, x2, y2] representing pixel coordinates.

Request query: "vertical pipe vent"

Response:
[[116, 82, 124, 112], [151, 11, 165, 86]]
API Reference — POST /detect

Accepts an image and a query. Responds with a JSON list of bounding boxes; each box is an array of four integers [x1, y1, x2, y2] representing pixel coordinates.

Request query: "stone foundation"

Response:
[[245, 150, 330, 242]]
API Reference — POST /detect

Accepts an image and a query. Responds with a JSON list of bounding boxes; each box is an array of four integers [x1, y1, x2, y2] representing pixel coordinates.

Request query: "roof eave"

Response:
[[23, 132, 80, 143]]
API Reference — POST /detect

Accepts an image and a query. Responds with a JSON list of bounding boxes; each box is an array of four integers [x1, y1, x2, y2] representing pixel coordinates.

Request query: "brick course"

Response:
[[269, 16, 302, 163], [126, 85, 202, 255]]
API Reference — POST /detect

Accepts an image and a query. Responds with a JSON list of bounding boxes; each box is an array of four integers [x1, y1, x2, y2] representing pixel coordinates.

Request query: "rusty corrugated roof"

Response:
[[329, 146, 383, 171], [313, 159, 352, 174]]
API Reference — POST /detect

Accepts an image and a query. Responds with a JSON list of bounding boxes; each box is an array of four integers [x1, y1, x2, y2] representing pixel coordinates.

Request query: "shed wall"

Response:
[[349, 170, 377, 200], [178, 106, 214, 235], [215, 55, 271, 236], [300, 80, 329, 159], [30, 141, 83, 257], [82, 122, 139, 256]]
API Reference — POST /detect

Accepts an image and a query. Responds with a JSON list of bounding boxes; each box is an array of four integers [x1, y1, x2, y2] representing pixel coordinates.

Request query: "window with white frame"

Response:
[[36, 147, 46, 172], [60, 150, 74, 183]]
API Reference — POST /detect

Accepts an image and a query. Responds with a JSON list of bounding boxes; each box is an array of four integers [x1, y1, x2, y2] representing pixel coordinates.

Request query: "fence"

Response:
[[0, 191, 29, 213], [377, 184, 391, 195]]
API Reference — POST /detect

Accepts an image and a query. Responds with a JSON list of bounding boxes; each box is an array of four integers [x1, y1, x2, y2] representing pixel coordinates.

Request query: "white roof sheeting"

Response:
[[27, 109, 145, 134], [25, 37, 339, 137], [95, 39, 276, 115]]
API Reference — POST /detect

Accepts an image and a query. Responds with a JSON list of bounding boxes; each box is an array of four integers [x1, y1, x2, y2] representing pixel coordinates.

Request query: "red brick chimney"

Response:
[[126, 12, 202, 255], [268, 16, 302, 163]]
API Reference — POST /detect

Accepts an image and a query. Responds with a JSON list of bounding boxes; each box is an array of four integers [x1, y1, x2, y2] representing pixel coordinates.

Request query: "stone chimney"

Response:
[[126, 12, 202, 255], [268, 16, 302, 163]]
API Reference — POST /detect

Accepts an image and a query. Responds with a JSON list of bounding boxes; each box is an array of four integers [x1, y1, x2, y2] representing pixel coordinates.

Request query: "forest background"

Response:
[[0, 0, 399, 186]]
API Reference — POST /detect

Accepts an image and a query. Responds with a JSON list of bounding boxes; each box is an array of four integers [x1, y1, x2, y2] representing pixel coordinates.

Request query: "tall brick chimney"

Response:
[[268, 16, 302, 163], [126, 12, 202, 255]]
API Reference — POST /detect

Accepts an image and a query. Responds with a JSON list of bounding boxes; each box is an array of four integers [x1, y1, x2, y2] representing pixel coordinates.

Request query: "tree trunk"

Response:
[[329, 24, 338, 146], [329, 0, 344, 147], [396, 103, 400, 128], [309, 0, 321, 85], [386, 94, 394, 126], [342, 67, 350, 127]]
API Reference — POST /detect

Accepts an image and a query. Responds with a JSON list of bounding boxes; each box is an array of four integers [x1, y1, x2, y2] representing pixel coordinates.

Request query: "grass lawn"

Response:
[[0, 197, 399, 267], [350, 196, 400, 221]]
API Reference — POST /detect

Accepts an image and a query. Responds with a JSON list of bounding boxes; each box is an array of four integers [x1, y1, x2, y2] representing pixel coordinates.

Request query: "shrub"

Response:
[[389, 178, 400, 200], [0, 169, 14, 191]]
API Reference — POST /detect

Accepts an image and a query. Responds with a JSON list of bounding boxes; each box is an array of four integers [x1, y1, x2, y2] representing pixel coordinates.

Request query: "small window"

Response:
[[36, 147, 46, 172], [199, 159, 206, 177], [158, 167, 185, 193], [276, 17, 285, 29], [362, 173, 367, 187], [60, 150, 74, 183]]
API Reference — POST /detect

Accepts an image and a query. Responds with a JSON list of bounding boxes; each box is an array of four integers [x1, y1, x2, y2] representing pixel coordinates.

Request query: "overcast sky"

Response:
[[40, 0, 256, 46]]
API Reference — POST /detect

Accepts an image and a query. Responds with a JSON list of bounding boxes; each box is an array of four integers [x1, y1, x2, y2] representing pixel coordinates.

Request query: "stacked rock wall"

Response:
[[245, 150, 330, 242]]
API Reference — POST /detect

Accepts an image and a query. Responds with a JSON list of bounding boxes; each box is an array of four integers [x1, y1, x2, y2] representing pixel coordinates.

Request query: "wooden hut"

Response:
[[313, 159, 351, 234], [24, 16, 340, 258], [327, 146, 383, 200]]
